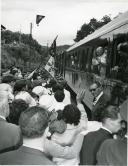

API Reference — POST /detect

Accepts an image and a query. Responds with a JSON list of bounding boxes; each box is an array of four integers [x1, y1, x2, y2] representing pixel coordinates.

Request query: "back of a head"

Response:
[[19, 106, 49, 138], [2, 75, 16, 84], [14, 79, 27, 92], [52, 84, 64, 93], [48, 79, 57, 88], [96, 46, 104, 56], [54, 90, 65, 102], [63, 104, 81, 126], [100, 105, 120, 123], [59, 80, 67, 88], [0, 91, 9, 118], [8, 99, 29, 125]]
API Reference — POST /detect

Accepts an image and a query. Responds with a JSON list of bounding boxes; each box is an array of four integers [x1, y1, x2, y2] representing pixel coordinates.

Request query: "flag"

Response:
[[45, 56, 55, 77], [44, 36, 58, 77], [49, 35, 58, 57], [36, 15, 45, 26]]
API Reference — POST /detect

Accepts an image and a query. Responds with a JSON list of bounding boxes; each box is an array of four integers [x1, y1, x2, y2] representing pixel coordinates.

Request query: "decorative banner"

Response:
[[36, 15, 45, 26], [45, 56, 55, 77]]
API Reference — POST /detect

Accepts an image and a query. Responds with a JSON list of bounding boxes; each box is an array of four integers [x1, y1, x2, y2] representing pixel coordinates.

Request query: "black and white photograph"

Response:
[[0, 0, 128, 165]]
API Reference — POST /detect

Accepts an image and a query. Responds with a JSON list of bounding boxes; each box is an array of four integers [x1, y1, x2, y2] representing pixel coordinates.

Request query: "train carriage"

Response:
[[56, 11, 128, 119]]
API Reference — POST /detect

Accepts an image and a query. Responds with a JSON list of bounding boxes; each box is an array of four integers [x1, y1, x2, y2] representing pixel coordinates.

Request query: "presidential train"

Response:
[[56, 11, 128, 117]]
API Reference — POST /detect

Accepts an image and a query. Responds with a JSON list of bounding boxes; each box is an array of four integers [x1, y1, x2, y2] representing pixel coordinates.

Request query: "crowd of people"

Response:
[[0, 69, 127, 165]]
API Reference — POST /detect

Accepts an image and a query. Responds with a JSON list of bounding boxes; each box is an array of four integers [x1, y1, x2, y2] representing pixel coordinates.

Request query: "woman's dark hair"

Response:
[[2, 75, 16, 83], [7, 99, 29, 125], [47, 79, 57, 88], [52, 84, 64, 93], [54, 90, 65, 102], [14, 79, 27, 93], [62, 104, 81, 126]]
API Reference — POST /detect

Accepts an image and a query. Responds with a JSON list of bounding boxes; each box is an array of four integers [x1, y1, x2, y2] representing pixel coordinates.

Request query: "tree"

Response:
[[74, 15, 111, 42]]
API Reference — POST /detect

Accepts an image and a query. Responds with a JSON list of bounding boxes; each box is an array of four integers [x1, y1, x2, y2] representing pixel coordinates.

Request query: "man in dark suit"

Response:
[[0, 106, 54, 165], [97, 99, 128, 166], [89, 82, 110, 121], [80, 105, 122, 165], [0, 91, 22, 154]]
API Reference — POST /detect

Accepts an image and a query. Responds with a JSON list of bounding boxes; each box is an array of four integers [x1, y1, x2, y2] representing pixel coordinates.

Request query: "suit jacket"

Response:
[[0, 146, 54, 165], [97, 138, 127, 166], [0, 118, 23, 154], [80, 128, 113, 165], [92, 93, 110, 121]]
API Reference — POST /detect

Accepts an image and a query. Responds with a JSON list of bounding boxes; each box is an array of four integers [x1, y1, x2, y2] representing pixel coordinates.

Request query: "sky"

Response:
[[1, 0, 128, 46]]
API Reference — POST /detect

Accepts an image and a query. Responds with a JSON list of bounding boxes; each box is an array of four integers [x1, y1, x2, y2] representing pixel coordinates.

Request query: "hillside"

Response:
[[57, 45, 70, 53], [1, 30, 70, 73]]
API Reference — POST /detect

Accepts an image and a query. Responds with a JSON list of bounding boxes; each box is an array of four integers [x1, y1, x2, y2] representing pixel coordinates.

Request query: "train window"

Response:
[[65, 54, 70, 67], [80, 49, 88, 71], [91, 46, 107, 78], [87, 47, 93, 72], [111, 41, 128, 82]]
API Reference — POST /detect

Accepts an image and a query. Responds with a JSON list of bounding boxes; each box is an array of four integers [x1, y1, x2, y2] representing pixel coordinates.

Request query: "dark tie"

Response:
[[93, 97, 96, 102]]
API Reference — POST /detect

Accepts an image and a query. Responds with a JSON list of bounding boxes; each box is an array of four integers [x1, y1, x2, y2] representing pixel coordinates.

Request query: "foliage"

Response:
[[1, 30, 48, 72], [74, 15, 111, 42], [1, 30, 46, 55], [56, 45, 70, 53]]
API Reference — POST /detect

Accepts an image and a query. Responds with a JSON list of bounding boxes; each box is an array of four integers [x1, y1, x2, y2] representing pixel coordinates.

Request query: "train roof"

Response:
[[67, 10, 128, 52]]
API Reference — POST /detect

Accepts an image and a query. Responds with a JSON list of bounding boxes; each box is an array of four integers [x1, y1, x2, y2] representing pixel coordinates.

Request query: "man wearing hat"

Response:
[[97, 99, 127, 166]]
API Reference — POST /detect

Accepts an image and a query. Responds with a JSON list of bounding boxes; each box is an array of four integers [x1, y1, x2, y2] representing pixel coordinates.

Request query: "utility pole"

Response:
[[47, 41, 49, 56], [29, 23, 33, 70], [19, 24, 22, 44], [30, 22, 33, 38]]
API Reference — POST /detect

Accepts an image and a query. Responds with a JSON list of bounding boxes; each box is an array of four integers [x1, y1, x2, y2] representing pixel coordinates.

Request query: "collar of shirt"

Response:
[[93, 91, 103, 106], [101, 126, 112, 134], [0, 115, 6, 120], [23, 137, 45, 152]]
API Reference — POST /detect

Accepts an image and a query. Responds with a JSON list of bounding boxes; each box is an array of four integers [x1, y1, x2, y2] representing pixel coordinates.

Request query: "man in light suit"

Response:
[[89, 82, 110, 121], [0, 91, 22, 154], [97, 99, 128, 166], [80, 105, 122, 165], [0, 106, 54, 165]]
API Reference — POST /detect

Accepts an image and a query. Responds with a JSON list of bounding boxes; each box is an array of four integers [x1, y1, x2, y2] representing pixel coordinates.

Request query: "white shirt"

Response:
[[63, 89, 71, 106], [52, 101, 65, 112], [47, 103, 88, 165], [39, 94, 55, 112], [15, 91, 36, 107]]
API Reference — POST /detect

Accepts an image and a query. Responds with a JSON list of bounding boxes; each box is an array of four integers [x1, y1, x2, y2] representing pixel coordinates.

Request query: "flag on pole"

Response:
[[36, 15, 45, 26], [45, 36, 58, 77], [49, 35, 58, 57]]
